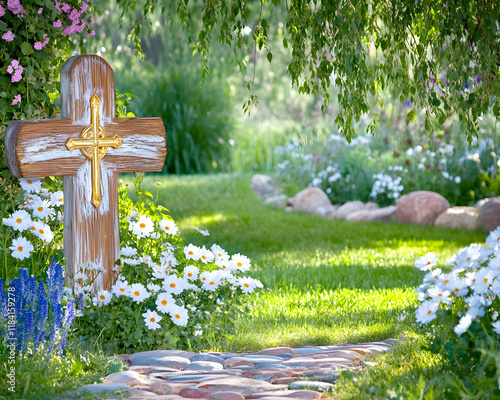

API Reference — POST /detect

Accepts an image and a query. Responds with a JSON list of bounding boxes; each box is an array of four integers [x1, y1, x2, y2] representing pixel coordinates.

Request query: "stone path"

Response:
[[75, 339, 398, 399]]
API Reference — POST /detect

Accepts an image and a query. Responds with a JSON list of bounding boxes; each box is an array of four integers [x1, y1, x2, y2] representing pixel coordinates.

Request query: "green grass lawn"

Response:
[[131, 172, 486, 397]]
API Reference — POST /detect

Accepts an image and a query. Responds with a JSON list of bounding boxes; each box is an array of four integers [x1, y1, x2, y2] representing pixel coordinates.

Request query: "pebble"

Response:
[[75, 339, 398, 399]]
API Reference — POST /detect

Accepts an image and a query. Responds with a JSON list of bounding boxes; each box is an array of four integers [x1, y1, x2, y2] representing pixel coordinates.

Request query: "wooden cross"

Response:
[[5, 55, 166, 291]]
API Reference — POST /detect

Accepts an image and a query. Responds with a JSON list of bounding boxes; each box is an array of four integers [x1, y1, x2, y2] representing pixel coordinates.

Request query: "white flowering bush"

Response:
[[1, 177, 64, 279], [72, 176, 262, 352], [414, 226, 500, 396], [1, 175, 262, 352]]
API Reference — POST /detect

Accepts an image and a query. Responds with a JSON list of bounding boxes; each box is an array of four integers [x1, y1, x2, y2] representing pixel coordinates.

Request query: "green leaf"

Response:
[[267, 52, 272, 63], [20, 42, 34, 56]]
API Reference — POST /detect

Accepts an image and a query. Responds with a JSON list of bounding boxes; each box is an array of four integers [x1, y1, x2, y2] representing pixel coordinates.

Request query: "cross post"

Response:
[[5, 55, 167, 291]]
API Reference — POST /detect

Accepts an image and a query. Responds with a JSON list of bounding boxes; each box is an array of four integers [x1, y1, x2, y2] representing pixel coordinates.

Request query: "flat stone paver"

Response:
[[75, 339, 400, 399]]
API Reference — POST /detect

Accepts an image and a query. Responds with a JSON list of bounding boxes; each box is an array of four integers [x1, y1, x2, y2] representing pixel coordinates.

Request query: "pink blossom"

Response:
[[12, 69, 23, 82], [69, 8, 80, 21], [11, 94, 21, 105], [62, 3, 71, 12], [0, 5, 5, 17], [7, 0, 25, 15], [80, 2, 88, 13], [11, 59, 19, 69], [86, 30, 95, 37], [34, 33, 49, 50], [2, 31, 15, 42], [54, 0, 62, 13], [7, 65, 13, 73], [38, 7, 43, 13], [89, 16, 95, 25], [53, 19, 62, 28], [34, 41, 43, 50]]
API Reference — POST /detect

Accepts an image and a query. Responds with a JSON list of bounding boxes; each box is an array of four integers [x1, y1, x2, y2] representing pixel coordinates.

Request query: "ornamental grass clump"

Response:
[[0, 260, 75, 356], [414, 226, 500, 397]]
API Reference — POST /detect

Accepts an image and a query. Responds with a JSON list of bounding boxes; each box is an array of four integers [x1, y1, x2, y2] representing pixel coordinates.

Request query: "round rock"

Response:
[[287, 187, 332, 214], [190, 353, 226, 364], [480, 200, 500, 232], [396, 191, 450, 225], [435, 206, 480, 230], [184, 361, 224, 371], [130, 355, 191, 369]]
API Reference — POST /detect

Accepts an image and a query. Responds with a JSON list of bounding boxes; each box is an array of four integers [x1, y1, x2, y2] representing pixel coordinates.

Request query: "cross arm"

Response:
[[104, 117, 166, 173], [5, 119, 84, 178]]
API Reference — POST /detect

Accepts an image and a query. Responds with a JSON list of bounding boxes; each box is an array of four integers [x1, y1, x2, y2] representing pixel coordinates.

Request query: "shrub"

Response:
[[119, 63, 235, 174], [413, 227, 500, 397]]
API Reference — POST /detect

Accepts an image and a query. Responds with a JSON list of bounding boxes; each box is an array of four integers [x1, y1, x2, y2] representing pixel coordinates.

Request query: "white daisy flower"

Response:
[[194, 226, 209, 236], [163, 276, 186, 295], [143, 309, 162, 330], [142, 255, 154, 266], [159, 219, 178, 235], [152, 265, 169, 279], [96, 290, 112, 306], [184, 243, 201, 260], [211, 244, 228, 260], [50, 190, 64, 206], [3, 210, 32, 232], [455, 244, 483, 271], [231, 253, 251, 272], [128, 283, 150, 303], [199, 246, 215, 264], [123, 257, 142, 266], [19, 178, 42, 193], [454, 314, 473, 336], [162, 247, 175, 257], [24, 193, 41, 205], [161, 255, 179, 269], [415, 300, 439, 325], [238, 276, 257, 293], [492, 320, 500, 335], [202, 271, 222, 291], [30, 197, 53, 219], [155, 292, 176, 313], [472, 268, 495, 294], [486, 226, 500, 248], [9, 237, 34, 260], [37, 187, 50, 198], [74, 272, 88, 285], [183, 265, 199, 281], [414, 253, 438, 271], [446, 277, 469, 297], [427, 286, 452, 305], [194, 330, 203, 336], [132, 215, 154, 238], [112, 280, 129, 297], [168, 305, 189, 326], [121, 246, 137, 257], [215, 258, 234, 271], [147, 283, 161, 293], [31, 220, 54, 243], [423, 268, 442, 283]]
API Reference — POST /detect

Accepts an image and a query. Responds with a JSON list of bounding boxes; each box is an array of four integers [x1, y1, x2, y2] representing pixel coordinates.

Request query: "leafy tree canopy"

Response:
[[112, 0, 500, 140]]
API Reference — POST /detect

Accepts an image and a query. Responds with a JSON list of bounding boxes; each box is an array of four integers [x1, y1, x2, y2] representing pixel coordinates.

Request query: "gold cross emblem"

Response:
[[66, 94, 122, 208]]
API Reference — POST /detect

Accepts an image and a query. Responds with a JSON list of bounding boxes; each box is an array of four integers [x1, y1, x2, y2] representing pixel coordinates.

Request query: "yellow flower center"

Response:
[[150, 317, 155, 322], [443, 279, 449, 283], [16, 218, 22, 223], [202, 255, 206, 260], [175, 314, 181, 319], [17, 246, 23, 251], [188, 273, 192, 277], [427, 310, 432, 315], [38, 206, 43, 212], [134, 291, 140, 296], [39, 229, 44, 234], [161, 300, 167, 306], [120, 288, 125, 292], [237, 262, 243, 267], [244, 283, 249, 288], [170, 283, 176, 288], [30, 227, 36, 231], [454, 288, 459, 292], [210, 281, 215, 286], [59, 198, 63, 202], [78, 278, 83, 282], [140, 223, 146, 228], [165, 226, 170, 230], [100, 295, 105, 300], [27, 180, 32, 184], [484, 278, 488, 284], [188, 251, 193, 255]]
